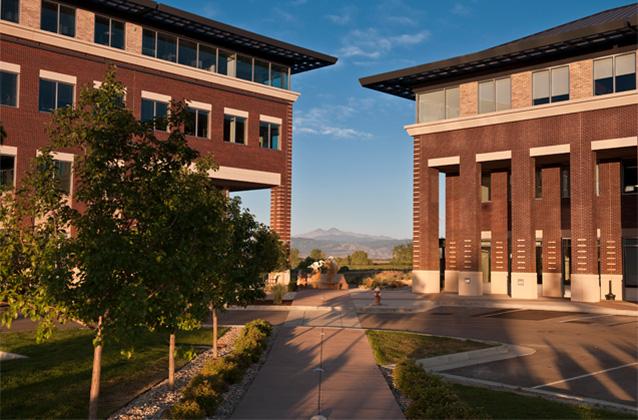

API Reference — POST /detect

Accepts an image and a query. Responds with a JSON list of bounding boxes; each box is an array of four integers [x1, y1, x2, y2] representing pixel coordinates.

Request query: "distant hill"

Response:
[[292, 228, 410, 260]]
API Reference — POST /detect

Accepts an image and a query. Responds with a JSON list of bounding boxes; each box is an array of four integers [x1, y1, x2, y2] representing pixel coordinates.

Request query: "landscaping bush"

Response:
[[169, 399, 205, 419], [182, 377, 222, 414], [361, 271, 411, 289], [245, 319, 273, 336], [269, 283, 287, 304], [202, 357, 244, 385]]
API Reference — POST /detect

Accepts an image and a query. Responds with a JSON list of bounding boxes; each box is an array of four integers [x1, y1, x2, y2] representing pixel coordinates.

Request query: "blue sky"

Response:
[[165, 0, 629, 239]]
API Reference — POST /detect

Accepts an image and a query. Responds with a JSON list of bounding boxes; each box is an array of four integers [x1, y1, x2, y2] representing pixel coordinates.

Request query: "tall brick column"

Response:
[[490, 171, 509, 294], [444, 174, 460, 292], [270, 105, 292, 245], [540, 167, 563, 297], [412, 138, 440, 293], [510, 150, 537, 298], [570, 140, 599, 302], [457, 153, 482, 295], [598, 161, 623, 300]]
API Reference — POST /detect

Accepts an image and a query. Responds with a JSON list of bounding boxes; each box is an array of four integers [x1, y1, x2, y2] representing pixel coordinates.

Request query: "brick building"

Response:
[[361, 5, 637, 302], [0, 0, 336, 245]]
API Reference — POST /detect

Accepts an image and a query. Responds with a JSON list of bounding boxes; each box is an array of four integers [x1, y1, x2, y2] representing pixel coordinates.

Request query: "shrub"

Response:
[[181, 377, 222, 415], [362, 271, 411, 289], [170, 399, 205, 419], [202, 357, 244, 385], [269, 283, 287, 304], [245, 319, 273, 336]]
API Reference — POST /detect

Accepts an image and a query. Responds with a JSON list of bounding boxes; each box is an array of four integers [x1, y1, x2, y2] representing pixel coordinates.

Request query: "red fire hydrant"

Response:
[[374, 287, 381, 305]]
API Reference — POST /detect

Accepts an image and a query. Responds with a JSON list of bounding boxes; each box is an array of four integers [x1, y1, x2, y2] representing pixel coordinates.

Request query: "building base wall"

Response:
[[511, 272, 538, 299], [458, 271, 483, 296], [489, 271, 509, 294], [444, 270, 459, 292], [542, 272, 563, 297], [412, 270, 441, 294], [599, 274, 623, 301], [571, 274, 600, 302], [625, 287, 638, 303]]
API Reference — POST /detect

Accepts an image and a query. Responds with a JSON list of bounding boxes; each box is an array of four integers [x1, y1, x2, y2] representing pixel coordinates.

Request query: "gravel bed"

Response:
[[379, 365, 410, 413], [109, 327, 242, 420]]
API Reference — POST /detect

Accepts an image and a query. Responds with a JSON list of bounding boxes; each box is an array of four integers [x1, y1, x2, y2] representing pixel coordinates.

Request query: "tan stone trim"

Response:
[[39, 69, 77, 85], [0, 61, 20, 73], [141, 90, 171, 102], [591, 136, 638, 151], [0, 20, 300, 103], [260, 114, 283, 125], [224, 107, 249, 118], [536, 230, 543, 240], [0, 145, 17, 155], [406, 90, 638, 136], [476, 150, 511, 162], [186, 100, 212, 112], [208, 166, 281, 187], [428, 156, 460, 167], [481, 231, 492, 240], [529, 144, 570, 157]]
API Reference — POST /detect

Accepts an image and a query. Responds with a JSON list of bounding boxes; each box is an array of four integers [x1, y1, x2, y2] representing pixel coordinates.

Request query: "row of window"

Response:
[[0, 68, 282, 149], [0, 153, 72, 194], [0, 1, 292, 90], [417, 52, 636, 123]]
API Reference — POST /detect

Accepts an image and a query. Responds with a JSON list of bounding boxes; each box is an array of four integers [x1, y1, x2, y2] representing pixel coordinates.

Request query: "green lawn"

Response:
[[452, 383, 631, 419], [366, 329, 494, 365], [0, 326, 227, 419]]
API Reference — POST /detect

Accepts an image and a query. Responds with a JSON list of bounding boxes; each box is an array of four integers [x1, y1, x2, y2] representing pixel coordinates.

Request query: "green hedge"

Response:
[[393, 359, 488, 419], [169, 319, 273, 419]]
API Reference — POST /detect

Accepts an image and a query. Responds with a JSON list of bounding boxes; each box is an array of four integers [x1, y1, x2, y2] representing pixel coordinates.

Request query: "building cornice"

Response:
[[405, 90, 638, 137], [0, 21, 301, 103]]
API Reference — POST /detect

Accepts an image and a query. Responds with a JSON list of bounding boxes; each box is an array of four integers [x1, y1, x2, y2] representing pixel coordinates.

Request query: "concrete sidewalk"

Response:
[[232, 327, 404, 419]]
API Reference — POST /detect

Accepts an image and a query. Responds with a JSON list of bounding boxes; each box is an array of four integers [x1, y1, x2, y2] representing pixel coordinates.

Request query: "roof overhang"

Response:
[[360, 11, 637, 100], [63, 0, 337, 74]]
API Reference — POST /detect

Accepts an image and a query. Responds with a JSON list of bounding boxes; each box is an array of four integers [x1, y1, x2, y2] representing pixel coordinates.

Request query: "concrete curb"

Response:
[[439, 372, 638, 414], [227, 305, 344, 312], [417, 344, 536, 372], [0, 351, 27, 361]]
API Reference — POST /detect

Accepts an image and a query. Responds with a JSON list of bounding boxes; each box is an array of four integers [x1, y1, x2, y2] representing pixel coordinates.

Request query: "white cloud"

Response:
[[451, 3, 471, 16], [290, 0, 307, 5], [326, 13, 351, 25], [386, 16, 418, 26], [338, 28, 430, 60], [294, 98, 375, 140]]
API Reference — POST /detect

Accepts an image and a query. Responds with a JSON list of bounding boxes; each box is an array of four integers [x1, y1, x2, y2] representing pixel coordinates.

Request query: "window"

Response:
[[535, 167, 542, 199], [53, 159, 72, 195], [533, 66, 569, 105], [141, 98, 168, 130], [236, 55, 252, 81], [142, 29, 156, 57], [481, 173, 491, 203], [223, 115, 246, 144], [417, 86, 459, 123], [0, 154, 15, 188], [560, 167, 570, 199], [622, 161, 637, 194], [218, 50, 235, 76], [41, 1, 75, 37], [1, 0, 19, 22], [0, 71, 18, 107], [185, 108, 209, 139], [271, 64, 289, 89], [157, 32, 177, 62], [198, 44, 216, 72], [259, 122, 280, 150], [39, 78, 73, 112], [478, 78, 511, 113], [254, 59, 269, 85], [94, 15, 124, 49], [594, 53, 636, 95], [178, 39, 198, 68]]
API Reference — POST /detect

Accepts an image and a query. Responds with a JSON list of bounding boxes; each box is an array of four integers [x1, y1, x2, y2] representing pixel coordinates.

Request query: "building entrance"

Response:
[[562, 238, 572, 298]]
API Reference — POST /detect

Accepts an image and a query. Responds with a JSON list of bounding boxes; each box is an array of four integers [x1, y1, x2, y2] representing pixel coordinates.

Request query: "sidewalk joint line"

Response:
[[532, 362, 638, 389]]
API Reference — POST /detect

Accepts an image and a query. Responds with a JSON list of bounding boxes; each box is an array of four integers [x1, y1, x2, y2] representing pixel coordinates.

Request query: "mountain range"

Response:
[[291, 228, 410, 260]]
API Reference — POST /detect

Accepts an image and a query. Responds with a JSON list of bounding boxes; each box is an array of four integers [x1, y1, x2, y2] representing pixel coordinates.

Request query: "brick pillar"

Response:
[[412, 138, 440, 293], [457, 153, 481, 295], [270, 105, 292, 245], [510, 150, 537, 298], [490, 171, 509, 294], [570, 141, 599, 302], [20, 0, 40, 29], [541, 167, 563, 297], [444, 174, 459, 292], [598, 161, 623, 300]]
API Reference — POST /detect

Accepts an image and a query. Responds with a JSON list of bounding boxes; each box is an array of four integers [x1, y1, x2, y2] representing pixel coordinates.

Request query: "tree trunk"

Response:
[[168, 333, 176, 388], [212, 307, 218, 358], [88, 316, 104, 420]]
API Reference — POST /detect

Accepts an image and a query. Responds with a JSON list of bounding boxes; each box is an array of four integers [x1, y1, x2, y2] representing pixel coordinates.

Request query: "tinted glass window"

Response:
[[254, 60, 269, 85], [155, 101, 168, 130], [270, 124, 279, 149], [39, 79, 56, 112], [111, 19, 125, 49], [623, 162, 638, 194], [197, 110, 209, 138], [271, 64, 288, 89], [199, 45, 216, 72], [94, 15, 110, 46], [533, 70, 550, 105], [0, 155, 15, 187], [157, 32, 177, 62], [141, 99, 154, 122], [594, 58, 613, 96], [615, 53, 636, 93], [0, 71, 18, 106], [178, 39, 197, 67], [495, 78, 511, 111], [551, 66, 569, 102], [478, 81, 495, 114], [184, 108, 197, 136], [58, 4, 75, 37], [53, 160, 72, 194], [1, 0, 19, 22], [223, 115, 232, 142], [259, 122, 268, 148], [57, 82, 73, 108], [41, 1, 58, 33], [236, 55, 252, 81], [418, 90, 444, 122], [235, 117, 245, 144], [218, 50, 234, 76], [142, 29, 156, 57]]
